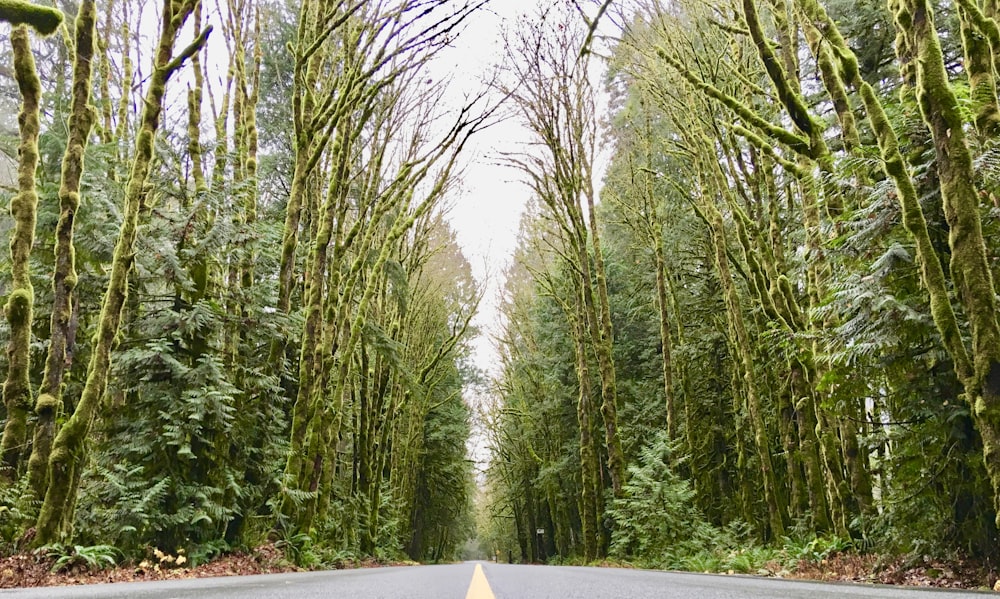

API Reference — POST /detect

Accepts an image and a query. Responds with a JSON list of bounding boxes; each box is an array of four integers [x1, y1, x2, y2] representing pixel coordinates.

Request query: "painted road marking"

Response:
[[464, 563, 496, 599]]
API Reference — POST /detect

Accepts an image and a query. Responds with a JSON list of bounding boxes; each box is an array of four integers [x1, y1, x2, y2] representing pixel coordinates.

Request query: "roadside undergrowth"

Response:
[[601, 536, 999, 592], [0, 543, 415, 589]]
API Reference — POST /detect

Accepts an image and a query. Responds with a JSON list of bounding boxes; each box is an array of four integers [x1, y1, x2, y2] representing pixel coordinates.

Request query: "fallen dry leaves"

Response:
[[782, 553, 998, 591], [0, 543, 298, 589]]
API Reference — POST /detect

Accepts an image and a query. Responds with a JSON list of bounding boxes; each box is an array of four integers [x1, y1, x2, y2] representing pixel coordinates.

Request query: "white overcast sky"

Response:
[[434, 2, 531, 379], [436, 0, 615, 378]]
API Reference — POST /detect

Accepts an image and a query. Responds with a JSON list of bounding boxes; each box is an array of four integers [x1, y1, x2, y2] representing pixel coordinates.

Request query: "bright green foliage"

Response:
[[0, 475, 32, 552], [44, 543, 120, 573], [273, 531, 316, 567], [75, 186, 287, 553], [405, 373, 476, 562], [608, 433, 716, 564]]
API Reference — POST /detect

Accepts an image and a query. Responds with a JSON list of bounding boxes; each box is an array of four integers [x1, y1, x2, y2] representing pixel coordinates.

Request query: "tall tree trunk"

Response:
[[580, 228, 625, 498], [653, 243, 677, 442], [704, 198, 786, 539], [114, 2, 133, 169], [893, 0, 1000, 523], [96, 0, 114, 145], [27, 0, 97, 500], [35, 3, 209, 543], [571, 306, 600, 561], [0, 24, 43, 480]]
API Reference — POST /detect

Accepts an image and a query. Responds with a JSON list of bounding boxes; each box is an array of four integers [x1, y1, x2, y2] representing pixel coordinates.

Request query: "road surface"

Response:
[[0, 562, 995, 598]]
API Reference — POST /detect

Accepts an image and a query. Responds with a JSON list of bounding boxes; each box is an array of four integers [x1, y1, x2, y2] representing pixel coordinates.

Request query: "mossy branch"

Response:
[[730, 123, 804, 177], [741, 0, 816, 137], [954, 0, 1000, 58], [655, 46, 811, 156], [165, 25, 213, 75], [0, 0, 63, 35], [801, 18, 861, 150]]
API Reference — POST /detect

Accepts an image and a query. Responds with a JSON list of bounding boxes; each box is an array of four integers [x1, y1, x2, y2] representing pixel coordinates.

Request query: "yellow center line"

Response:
[[464, 563, 496, 599]]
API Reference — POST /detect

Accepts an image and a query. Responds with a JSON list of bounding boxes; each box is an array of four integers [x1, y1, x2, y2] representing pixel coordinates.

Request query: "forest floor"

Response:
[[0, 546, 997, 591], [781, 553, 998, 591], [0, 543, 409, 589]]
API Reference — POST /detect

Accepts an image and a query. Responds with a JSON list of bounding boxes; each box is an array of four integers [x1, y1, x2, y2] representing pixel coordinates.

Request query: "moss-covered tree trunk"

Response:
[[840, 413, 874, 515], [956, 1, 1000, 138], [704, 196, 787, 539], [800, 19, 861, 152], [653, 242, 677, 441], [26, 0, 97, 500], [894, 0, 1000, 523], [113, 3, 133, 171], [273, 0, 339, 321], [582, 171, 626, 498], [570, 303, 600, 561], [34, 1, 209, 543], [95, 0, 114, 144], [0, 24, 43, 481]]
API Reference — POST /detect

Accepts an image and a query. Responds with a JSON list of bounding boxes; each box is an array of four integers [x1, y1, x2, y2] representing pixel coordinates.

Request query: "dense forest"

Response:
[[4, 0, 1000, 580], [0, 0, 488, 566], [482, 0, 1000, 573]]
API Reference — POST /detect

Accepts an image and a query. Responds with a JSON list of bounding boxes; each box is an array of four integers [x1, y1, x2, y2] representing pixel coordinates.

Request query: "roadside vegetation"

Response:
[[482, 0, 1000, 591], [0, 0, 484, 578]]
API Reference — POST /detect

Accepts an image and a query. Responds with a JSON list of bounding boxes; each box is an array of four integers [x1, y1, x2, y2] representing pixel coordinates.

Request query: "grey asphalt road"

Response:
[[0, 562, 996, 598]]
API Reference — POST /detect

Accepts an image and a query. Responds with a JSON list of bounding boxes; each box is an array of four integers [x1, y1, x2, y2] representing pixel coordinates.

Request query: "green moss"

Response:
[[0, 0, 63, 35], [742, 0, 818, 138], [802, 19, 861, 151], [26, 408, 55, 499], [4, 288, 32, 326], [34, 393, 59, 415], [655, 46, 810, 156], [959, 10, 1000, 137], [1, 23, 41, 481]]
